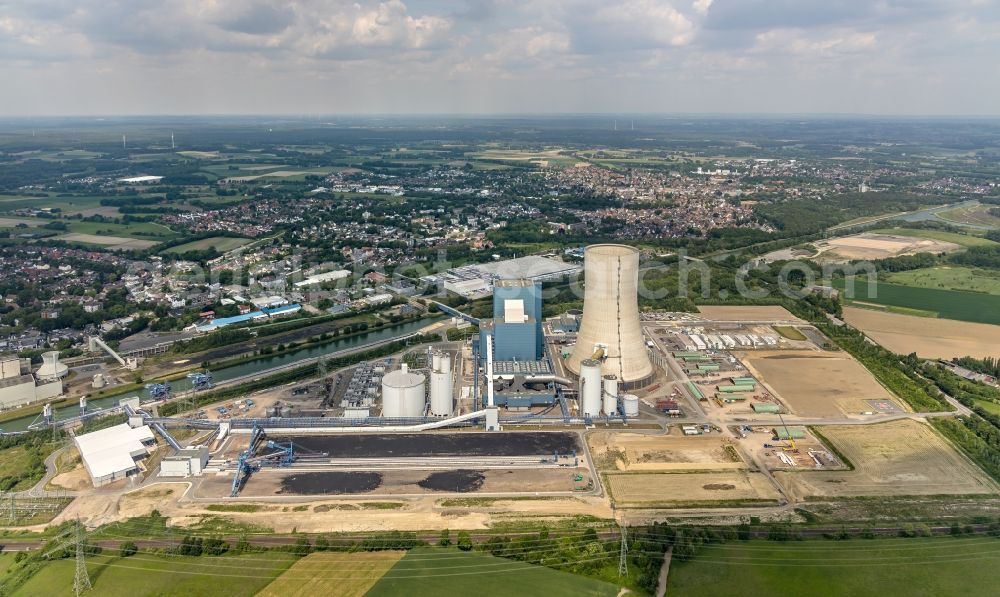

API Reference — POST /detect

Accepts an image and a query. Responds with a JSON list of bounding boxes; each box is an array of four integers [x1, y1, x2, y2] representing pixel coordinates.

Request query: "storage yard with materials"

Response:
[[200, 431, 595, 499]]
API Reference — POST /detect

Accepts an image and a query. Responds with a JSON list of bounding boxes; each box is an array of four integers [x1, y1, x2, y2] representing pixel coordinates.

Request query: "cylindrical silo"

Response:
[[429, 353, 453, 417], [579, 359, 603, 417], [92, 373, 106, 389], [382, 363, 426, 418], [566, 244, 654, 389], [602, 375, 619, 416], [622, 394, 640, 417]]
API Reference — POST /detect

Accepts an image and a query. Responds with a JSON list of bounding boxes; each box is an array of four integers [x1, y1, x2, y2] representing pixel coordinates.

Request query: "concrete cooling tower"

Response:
[[566, 244, 654, 389]]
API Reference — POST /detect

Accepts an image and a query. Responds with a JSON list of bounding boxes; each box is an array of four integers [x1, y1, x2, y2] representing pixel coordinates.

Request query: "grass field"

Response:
[[667, 537, 1000, 596], [834, 278, 1000, 325], [973, 399, 1000, 415], [869, 227, 997, 248], [2, 216, 178, 241], [775, 420, 996, 499], [936, 203, 1000, 228], [886, 266, 1000, 295], [164, 236, 253, 254], [0, 445, 39, 492], [772, 325, 807, 341], [258, 551, 404, 597], [366, 547, 620, 596], [0, 195, 107, 214], [11, 552, 296, 597]]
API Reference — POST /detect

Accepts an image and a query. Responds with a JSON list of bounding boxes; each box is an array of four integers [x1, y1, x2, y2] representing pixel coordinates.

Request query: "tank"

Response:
[[602, 374, 619, 416], [267, 406, 280, 418], [382, 363, 426, 418], [579, 359, 603, 417], [280, 405, 292, 418], [566, 244, 654, 388], [35, 351, 68, 381], [622, 394, 640, 417], [429, 353, 453, 417], [92, 373, 106, 389], [431, 352, 442, 372]]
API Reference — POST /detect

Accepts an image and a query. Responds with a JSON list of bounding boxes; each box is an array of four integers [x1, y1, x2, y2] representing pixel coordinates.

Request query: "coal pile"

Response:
[[418, 470, 486, 493], [284, 432, 579, 458], [279, 471, 383, 495]]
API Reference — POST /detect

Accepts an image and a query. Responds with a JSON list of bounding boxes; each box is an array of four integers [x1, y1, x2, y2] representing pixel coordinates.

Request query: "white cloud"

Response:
[[0, 0, 996, 114], [754, 28, 878, 57]]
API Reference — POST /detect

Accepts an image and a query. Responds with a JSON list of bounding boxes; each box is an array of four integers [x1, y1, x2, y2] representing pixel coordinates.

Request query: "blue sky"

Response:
[[0, 0, 996, 115]]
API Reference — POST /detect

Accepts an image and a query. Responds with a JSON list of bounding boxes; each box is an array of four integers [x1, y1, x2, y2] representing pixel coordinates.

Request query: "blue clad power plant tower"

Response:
[[479, 279, 543, 362]]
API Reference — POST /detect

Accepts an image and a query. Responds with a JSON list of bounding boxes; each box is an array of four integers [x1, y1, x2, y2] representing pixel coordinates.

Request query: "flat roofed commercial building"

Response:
[[160, 446, 210, 477], [74, 423, 155, 487]]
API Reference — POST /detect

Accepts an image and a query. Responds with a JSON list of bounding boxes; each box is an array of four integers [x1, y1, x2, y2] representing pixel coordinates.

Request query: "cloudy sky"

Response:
[[1, 0, 997, 115]]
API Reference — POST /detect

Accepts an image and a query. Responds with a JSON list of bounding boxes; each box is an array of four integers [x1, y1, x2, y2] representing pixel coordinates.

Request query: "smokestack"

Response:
[[566, 244, 654, 389]]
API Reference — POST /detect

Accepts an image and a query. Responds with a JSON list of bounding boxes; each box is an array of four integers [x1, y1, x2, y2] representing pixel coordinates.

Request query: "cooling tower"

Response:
[[35, 351, 68, 381], [566, 244, 654, 389]]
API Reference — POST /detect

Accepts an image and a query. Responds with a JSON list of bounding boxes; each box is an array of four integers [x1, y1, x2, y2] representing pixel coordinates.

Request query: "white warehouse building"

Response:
[[74, 423, 155, 487]]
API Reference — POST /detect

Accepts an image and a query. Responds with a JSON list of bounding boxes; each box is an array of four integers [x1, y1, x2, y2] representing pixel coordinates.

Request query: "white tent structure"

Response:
[[74, 423, 155, 487]]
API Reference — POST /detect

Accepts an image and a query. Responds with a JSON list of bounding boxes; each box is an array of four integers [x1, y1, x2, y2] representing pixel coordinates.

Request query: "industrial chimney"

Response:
[[566, 244, 654, 389]]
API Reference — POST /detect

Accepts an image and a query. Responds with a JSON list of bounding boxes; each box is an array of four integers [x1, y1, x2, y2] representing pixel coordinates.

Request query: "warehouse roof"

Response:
[[75, 423, 154, 480], [773, 425, 806, 439]]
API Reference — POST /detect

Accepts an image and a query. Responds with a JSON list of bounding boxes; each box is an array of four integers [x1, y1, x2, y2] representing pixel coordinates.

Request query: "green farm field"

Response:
[[10, 552, 296, 597], [886, 266, 1000, 295], [1, 216, 177, 240], [164, 236, 254, 254], [667, 537, 1000, 597], [366, 547, 620, 597], [0, 195, 108, 214], [834, 278, 1000, 325], [869, 227, 997, 248]]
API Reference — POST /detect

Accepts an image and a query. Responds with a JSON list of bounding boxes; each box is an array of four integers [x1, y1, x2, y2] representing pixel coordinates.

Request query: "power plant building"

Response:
[[566, 244, 655, 390], [479, 279, 544, 362], [0, 354, 62, 410]]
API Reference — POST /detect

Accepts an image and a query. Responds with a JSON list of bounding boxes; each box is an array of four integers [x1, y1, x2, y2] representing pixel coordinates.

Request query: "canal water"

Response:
[[0, 317, 441, 432]]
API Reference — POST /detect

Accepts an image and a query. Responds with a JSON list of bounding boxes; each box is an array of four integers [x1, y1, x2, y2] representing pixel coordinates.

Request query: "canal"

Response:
[[1, 317, 442, 432]]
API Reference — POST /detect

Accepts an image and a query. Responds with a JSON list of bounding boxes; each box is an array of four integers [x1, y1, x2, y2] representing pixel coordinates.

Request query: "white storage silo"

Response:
[[579, 359, 603, 417], [622, 394, 640, 418], [602, 375, 619, 416], [565, 244, 654, 389], [429, 352, 453, 417], [92, 373, 106, 389], [382, 363, 426, 418], [35, 351, 68, 381]]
